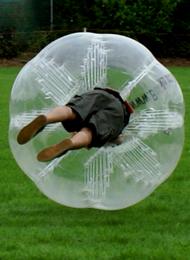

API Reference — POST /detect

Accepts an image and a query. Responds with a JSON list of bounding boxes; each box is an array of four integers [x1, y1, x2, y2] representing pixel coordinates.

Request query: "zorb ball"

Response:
[[9, 32, 184, 210]]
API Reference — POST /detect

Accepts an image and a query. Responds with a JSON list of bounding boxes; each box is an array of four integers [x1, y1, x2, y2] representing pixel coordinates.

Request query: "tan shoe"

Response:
[[17, 115, 47, 145], [37, 139, 73, 162]]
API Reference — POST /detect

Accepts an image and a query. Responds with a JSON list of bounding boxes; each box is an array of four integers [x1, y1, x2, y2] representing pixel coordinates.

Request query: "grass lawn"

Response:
[[0, 66, 190, 260]]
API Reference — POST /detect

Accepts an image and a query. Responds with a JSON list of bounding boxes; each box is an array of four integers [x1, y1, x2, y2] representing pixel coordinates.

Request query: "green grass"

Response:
[[1, 66, 190, 260]]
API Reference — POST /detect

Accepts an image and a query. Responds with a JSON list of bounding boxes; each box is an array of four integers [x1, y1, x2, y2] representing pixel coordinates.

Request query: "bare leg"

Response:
[[46, 106, 76, 123], [17, 105, 76, 145], [70, 127, 92, 149], [37, 127, 93, 162]]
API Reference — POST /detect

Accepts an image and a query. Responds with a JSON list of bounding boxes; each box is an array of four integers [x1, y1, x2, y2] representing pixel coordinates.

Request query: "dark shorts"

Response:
[[62, 88, 131, 148]]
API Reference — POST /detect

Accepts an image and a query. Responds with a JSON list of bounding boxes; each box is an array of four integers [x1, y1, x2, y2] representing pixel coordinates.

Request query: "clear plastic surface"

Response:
[[9, 32, 184, 210]]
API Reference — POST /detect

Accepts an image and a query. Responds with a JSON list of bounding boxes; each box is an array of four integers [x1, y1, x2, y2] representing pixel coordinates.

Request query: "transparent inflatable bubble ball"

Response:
[[9, 32, 184, 210]]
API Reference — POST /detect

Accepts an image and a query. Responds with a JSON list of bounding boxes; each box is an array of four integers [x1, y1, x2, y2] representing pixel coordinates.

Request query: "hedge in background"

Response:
[[0, 0, 190, 58]]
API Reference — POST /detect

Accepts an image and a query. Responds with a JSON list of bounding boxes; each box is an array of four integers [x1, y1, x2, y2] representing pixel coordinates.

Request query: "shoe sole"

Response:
[[17, 115, 47, 145], [37, 139, 73, 162]]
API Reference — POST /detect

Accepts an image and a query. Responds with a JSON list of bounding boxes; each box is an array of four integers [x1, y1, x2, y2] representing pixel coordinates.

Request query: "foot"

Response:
[[37, 139, 73, 162], [17, 115, 47, 145]]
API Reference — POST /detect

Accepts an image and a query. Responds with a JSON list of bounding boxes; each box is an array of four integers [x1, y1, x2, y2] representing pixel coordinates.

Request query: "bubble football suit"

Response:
[[9, 33, 184, 210]]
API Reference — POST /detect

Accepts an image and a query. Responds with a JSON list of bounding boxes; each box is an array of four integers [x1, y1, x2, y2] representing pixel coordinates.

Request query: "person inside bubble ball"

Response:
[[17, 88, 133, 162]]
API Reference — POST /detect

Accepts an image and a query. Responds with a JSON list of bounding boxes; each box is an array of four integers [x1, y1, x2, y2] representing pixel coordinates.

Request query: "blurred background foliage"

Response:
[[0, 0, 189, 58]]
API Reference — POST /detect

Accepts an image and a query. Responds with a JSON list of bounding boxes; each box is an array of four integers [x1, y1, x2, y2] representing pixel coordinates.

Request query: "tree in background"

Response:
[[0, 0, 190, 57], [173, 0, 190, 34], [91, 0, 178, 33]]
